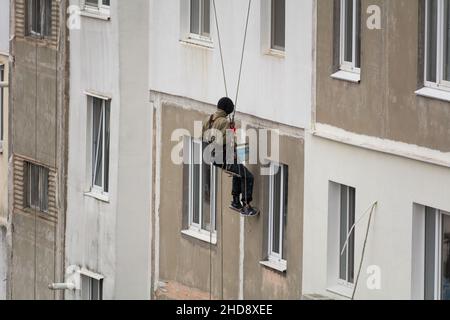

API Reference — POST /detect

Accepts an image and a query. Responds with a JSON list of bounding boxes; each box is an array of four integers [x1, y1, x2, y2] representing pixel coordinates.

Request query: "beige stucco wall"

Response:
[[316, 0, 450, 152], [153, 94, 304, 299]]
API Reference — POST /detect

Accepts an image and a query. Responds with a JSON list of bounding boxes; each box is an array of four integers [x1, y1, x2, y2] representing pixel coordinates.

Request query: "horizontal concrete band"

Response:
[[313, 123, 450, 168]]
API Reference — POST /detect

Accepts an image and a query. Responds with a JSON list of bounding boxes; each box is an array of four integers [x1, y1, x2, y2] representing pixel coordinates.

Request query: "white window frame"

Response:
[[183, 137, 217, 243], [83, 0, 110, 16], [188, 0, 212, 42], [424, 208, 450, 300], [267, 162, 287, 267], [0, 64, 4, 149], [270, 0, 286, 53], [339, 0, 360, 74], [90, 96, 110, 197], [424, 0, 450, 91], [337, 184, 356, 289], [80, 269, 104, 300]]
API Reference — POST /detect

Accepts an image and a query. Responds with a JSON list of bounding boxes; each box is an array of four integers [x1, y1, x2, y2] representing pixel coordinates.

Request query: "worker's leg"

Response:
[[239, 165, 254, 204]]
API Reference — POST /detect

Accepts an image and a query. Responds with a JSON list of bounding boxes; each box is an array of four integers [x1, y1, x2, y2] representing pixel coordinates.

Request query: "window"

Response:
[[0, 65, 4, 147], [339, 0, 361, 73], [424, 0, 450, 90], [26, 0, 52, 37], [90, 97, 110, 195], [84, 0, 110, 12], [271, 0, 286, 51], [339, 185, 355, 286], [424, 207, 450, 300], [190, 0, 211, 40], [183, 137, 217, 241], [81, 274, 103, 300], [25, 162, 49, 213], [267, 163, 288, 269]]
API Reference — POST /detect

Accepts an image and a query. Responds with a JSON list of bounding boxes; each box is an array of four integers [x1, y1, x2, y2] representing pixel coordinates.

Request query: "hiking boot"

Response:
[[240, 205, 259, 217], [231, 196, 243, 211]]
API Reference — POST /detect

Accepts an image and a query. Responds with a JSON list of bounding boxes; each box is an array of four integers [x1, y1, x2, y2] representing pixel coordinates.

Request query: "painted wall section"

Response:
[[149, 0, 312, 129], [0, 0, 9, 54], [66, 0, 152, 299]]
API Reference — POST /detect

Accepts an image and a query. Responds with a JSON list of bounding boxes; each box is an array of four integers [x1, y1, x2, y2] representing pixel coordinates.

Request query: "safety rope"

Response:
[[210, 0, 253, 300], [212, 0, 252, 123], [212, 0, 229, 98], [233, 0, 252, 123], [352, 202, 377, 300]]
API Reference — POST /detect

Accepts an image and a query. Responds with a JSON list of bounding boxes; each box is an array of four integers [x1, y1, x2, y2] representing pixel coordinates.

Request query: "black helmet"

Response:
[[217, 97, 235, 115]]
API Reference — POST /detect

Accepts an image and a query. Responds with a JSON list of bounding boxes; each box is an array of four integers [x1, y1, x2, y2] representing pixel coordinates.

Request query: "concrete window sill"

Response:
[[181, 228, 217, 245], [326, 284, 354, 299], [331, 70, 361, 83], [179, 38, 214, 50], [84, 191, 110, 203], [80, 10, 111, 21], [265, 49, 286, 59], [260, 260, 287, 273], [415, 87, 450, 102]]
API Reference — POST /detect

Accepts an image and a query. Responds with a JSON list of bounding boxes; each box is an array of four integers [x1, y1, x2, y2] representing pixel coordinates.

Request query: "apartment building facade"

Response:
[[0, 0, 10, 301], [150, 0, 312, 299], [303, 0, 450, 300], [8, 0, 69, 299], [65, 0, 152, 300]]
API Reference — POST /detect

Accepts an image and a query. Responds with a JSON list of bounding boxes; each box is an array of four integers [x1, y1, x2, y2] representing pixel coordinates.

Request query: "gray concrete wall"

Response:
[[9, 0, 68, 300], [316, 0, 450, 152], [154, 94, 304, 299]]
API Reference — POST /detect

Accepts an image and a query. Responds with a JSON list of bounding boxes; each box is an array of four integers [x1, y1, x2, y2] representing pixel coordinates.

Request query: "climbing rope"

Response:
[[212, 0, 252, 123], [209, 0, 253, 300]]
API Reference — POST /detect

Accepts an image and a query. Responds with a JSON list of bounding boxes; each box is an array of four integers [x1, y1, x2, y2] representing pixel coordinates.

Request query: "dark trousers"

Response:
[[215, 163, 254, 204]]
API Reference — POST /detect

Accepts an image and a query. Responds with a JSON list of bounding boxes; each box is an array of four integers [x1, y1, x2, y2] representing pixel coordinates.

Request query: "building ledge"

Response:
[[84, 191, 110, 203], [326, 285, 354, 299], [260, 260, 287, 273], [80, 10, 111, 21], [331, 70, 361, 83], [181, 228, 217, 245], [312, 123, 450, 168], [415, 87, 450, 103]]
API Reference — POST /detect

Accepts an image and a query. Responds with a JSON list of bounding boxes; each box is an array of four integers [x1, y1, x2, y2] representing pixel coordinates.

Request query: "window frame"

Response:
[[25, 162, 49, 213], [267, 162, 288, 267], [338, 184, 356, 289], [339, 0, 361, 74], [83, 0, 111, 15], [26, 0, 52, 38], [270, 0, 286, 52], [424, 0, 450, 91], [184, 137, 217, 242], [0, 64, 4, 148], [80, 272, 104, 300], [189, 0, 212, 42], [425, 208, 450, 300], [90, 96, 110, 197]]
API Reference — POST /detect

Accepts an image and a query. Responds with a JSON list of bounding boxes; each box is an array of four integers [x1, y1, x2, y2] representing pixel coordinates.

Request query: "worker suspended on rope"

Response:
[[202, 97, 259, 217]]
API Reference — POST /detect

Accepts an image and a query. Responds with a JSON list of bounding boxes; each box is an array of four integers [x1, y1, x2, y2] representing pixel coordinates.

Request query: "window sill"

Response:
[[326, 284, 354, 299], [415, 87, 450, 102], [84, 191, 110, 203], [260, 260, 287, 273], [181, 228, 217, 245], [80, 9, 111, 21], [331, 70, 361, 83], [265, 49, 285, 59], [180, 38, 214, 50]]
